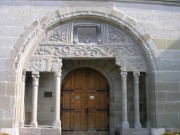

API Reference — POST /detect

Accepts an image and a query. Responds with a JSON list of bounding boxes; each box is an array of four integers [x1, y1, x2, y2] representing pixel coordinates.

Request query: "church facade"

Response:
[[0, 1, 180, 135]]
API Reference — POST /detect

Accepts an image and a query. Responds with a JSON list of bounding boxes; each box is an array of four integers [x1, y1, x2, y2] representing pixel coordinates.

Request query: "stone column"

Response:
[[53, 71, 62, 129], [121, 71, 129, 128], [19, 71, 26, 127], [53, 59, 63, 129], [133, 72, 142, 128], [30, 71, 40, 128]]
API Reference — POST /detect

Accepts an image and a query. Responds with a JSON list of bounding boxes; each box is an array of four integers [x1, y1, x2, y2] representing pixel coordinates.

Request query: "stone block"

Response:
[[4, 59, 14, 71], [155, 71, 180, 82], [92, 6, 112, 15], [0, 17, 15, 26], [15, 17, 34, 26], [0, 109, 4, 118], [4, 110, 14, 119], [0, 96, 10, 109], [0, 48, 11, 58], [111, 10, 125, 19], [166, 92, 180, 101], [6, 82, 15, 96], [1, 26, 25, 37], [9, 49, 18, 59], [154, 39, 167, 49], [58, 7, 69, 16], [19, 128, 40, 135], [166, 40, 180, 50], [155, 81, 179, 92], [0, 37, 18, 48], [0, 81, 7, 95], [151, 128, 165, 135], [0, 119, 13, 128], [164, 102, 180, 113], [13, 8, 30, 17], [156, 92, 167, 101], [157, 114, 180, 128], [156, 103, 164, 113], [0, 71, 16, 81]]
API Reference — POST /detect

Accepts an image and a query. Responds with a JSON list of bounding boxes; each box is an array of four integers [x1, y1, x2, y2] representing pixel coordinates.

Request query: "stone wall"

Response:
[[0, 0, 179, 129]]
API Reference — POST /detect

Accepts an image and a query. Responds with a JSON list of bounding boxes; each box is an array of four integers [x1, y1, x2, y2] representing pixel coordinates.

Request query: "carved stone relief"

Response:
[[25, 44, 147, 72], [34, 44, 139, 57], [26, 58, 62, 72], [47, 25, 68, 42], [24, 21, 147, 72]]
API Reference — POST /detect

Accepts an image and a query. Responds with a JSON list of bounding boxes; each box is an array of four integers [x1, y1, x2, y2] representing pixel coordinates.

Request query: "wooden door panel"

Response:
[[87, 111, 96, 130], [73, 91, 84, 131], [62, 68, 109, 132], [97, 111, 108, 130], [73, 112, 83, 130], [62, 111, 72, 130], [62, 91, 72, 109]]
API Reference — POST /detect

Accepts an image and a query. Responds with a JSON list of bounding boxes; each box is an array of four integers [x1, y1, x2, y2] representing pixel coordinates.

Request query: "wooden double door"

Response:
[[61, 68, 109, 132]]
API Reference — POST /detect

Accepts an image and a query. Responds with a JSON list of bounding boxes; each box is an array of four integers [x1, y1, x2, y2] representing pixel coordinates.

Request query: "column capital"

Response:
[[32, 71, 40, 86], [121, 71, 128, 79], [54, 71, 62, 77], [133, 72, 140, 77]]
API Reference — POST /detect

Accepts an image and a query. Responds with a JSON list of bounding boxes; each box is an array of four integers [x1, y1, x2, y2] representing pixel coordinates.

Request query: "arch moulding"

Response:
[[13, 6, 158, 127]]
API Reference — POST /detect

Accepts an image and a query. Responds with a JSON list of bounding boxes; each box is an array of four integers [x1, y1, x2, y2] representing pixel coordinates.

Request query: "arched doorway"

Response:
[[61, 68, 109, 132]]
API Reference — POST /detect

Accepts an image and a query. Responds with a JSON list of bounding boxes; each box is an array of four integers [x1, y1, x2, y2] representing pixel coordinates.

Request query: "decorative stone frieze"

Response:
[[34, 44, 139, 57], [26, 58, 63, 72], [25, 44, 147, 72]]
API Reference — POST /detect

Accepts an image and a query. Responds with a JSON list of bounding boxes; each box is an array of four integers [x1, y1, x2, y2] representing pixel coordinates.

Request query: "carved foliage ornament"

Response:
[[106, 25, 127, 44], [47, 26, 67, 42], [34, 45, 139, 57]]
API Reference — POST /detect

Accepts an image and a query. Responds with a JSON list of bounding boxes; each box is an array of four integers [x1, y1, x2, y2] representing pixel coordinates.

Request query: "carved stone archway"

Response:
[[13, 6, 159, 129]]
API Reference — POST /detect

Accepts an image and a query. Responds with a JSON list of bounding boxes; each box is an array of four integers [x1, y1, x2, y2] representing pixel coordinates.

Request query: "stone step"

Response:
[[19, 128, 61, 135], [62, 131, 109, 135], [121, 128, 151, 135]]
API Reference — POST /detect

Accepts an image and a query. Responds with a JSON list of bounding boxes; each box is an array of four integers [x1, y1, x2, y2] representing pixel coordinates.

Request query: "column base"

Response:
[[19, 121, 24, 127], [121, 121, 129, 128], [134, 122, 142, 129], [30, 121, 38, 128], [53, 120, 61, 129]]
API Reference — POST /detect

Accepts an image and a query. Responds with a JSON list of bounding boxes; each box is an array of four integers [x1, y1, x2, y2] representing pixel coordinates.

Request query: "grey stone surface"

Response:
[[0, 96, 11, 109]]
